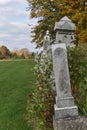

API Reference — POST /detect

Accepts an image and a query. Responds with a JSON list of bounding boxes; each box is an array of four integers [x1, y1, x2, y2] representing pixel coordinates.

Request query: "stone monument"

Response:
[[54, 16, 76, 47], [52, 44, 78, 119], [52, 16, 87, 130]]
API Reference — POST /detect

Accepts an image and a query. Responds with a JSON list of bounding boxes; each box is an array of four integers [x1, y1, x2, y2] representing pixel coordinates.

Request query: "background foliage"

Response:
[[0, 45, 33, 59], [68, 44, 87, 116], [27, 0, 87, 47]]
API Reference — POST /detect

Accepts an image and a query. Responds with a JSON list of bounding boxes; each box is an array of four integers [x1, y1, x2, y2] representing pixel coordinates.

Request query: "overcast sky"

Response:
[[0, 0, 37, 52]]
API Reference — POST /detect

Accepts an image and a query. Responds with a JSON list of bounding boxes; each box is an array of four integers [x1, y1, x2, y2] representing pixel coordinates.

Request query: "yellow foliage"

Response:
[[27, 0, 87, 46], [78, 31, 87, 44], [39, 9, 51, 17]]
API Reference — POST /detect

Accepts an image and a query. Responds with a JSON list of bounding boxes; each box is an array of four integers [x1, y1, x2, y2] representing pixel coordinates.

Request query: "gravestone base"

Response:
[[54, 104, 78, 119], [53, 116, 87, 130]]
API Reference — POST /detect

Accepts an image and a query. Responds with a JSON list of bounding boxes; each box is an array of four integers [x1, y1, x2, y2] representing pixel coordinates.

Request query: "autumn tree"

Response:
[[20, 48, 32, 58], [27, 0, 87, 47], [13, 48, 32, 59], [60, 0, 87, 44], [0, 45, 11, 59]]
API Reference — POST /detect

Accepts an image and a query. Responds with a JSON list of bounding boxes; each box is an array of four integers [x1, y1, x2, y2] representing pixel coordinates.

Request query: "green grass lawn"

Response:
[[0, 59, 35, 130]]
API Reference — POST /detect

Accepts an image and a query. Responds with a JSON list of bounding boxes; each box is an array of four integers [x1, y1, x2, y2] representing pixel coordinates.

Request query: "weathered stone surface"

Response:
[[54, 16, 76, 47], [54, 105, 78, 119], [54, 16, 76, 31], [52, 44, 78, 119], [53, 116, 87, 130], [52, 44, 71, 98]]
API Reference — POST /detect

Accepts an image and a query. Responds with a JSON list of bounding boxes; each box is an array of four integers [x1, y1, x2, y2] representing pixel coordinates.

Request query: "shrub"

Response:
[[68, 44, 87, 116], [27, 52, 55, 130]]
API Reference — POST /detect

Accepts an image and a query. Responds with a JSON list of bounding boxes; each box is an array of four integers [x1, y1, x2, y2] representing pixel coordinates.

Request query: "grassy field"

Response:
[[0, 59, 35, 130]]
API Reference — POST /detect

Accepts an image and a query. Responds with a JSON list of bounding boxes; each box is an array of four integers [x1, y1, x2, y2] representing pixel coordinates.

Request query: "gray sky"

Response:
[[0, 0, 37, 52]]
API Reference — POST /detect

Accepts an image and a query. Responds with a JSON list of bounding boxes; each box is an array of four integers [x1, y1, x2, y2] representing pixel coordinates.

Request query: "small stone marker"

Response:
[[43, 30, 50, 52], [43, 30, 52, 59], [52, 44, 78, 119]]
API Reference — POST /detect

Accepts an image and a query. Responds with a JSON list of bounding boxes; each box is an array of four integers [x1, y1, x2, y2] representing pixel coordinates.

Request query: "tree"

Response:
[[20, 48, 31, 58], [27, 0, 87, 47], [13, 48, 32, 59], [0, 45, 11, 59]]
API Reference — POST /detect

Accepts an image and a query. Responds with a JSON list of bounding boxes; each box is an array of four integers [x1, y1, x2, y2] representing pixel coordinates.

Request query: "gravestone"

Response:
[[52, 16, 87, 130], [54, 16, 76, 47], [52, 44, 87, 130], [43, 30, 52, 60], [43, 30, 50, 52], [52, 44, 78, 119]]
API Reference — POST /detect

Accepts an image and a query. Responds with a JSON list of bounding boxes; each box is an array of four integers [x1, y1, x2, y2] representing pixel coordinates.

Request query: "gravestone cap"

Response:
[[54, 16, 76, 31]]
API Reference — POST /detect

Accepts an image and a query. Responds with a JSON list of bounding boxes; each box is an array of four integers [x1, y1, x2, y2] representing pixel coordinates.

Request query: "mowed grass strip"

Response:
[[0, 59, 35, 130]]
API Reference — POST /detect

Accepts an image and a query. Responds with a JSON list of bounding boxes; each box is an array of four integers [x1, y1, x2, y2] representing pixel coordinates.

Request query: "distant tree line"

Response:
[[0, 45, 33, 59]]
